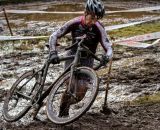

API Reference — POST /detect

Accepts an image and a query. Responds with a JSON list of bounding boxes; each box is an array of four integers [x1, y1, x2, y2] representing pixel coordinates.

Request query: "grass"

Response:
[[14, 41, 33, 50], [130, 92, 160, 105], [108, 21, 160, 39]]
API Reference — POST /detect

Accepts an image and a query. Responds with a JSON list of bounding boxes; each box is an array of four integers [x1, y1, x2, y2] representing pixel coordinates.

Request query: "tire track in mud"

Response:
[[0, 43, 160, 130]]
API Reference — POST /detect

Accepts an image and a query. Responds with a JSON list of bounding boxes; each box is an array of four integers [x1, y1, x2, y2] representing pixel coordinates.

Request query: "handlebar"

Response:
[[48, 34, 108, 70], [64, 35, 108, 70]]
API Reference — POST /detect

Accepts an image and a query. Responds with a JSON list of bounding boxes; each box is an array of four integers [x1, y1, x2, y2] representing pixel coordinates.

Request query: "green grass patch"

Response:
[[109, 21, 160, 39], [131, 92, 160, 105]]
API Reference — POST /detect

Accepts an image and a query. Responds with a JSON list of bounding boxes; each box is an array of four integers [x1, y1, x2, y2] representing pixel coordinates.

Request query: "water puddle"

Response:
[[0, 2, 159, 30]]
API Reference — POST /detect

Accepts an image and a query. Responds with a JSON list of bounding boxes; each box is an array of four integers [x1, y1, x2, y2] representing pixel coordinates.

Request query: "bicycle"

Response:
[[3, 35, 107, 125]]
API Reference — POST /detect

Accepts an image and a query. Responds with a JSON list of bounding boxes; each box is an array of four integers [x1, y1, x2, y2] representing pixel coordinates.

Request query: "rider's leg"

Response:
[[59, 77, 78, 117], [59, 90, 71, 117], [74, 57, 94, 101], [59, 79, 87, 117], [59, 53, 94, 117], [59, 50, 74, 117], [62, 57, 94, 104], [75, 79, 88, 101]]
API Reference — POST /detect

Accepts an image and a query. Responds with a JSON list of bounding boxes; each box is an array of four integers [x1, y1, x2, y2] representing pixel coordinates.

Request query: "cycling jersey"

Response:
[[49, 16, 112, 59]]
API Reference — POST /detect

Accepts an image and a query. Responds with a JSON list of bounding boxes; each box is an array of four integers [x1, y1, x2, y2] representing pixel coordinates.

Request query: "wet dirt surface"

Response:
[[1, 102, 160, 130], [0, 44, 160, 129], [0, 0, 160, 130], [0, 0, 160, 35], [0, 41, 160, 130]]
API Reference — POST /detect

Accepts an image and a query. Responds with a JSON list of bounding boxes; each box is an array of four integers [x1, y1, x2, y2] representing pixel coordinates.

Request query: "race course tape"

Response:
[[106, 16, 160, 31], [122, 32, 160, 42], [1, 32, 160, 49], [114, 39, 160, 48], [0, 30, 160, 43], [0, 10, 83, 14], [0, 36, 49, 41], [0, 6, 159, 14], [108, 6, 160, 13], [114, 32, 160, 48]]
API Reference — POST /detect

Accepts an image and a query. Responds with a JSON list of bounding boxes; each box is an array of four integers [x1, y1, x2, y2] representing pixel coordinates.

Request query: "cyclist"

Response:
[[49, 0, 113, 117]]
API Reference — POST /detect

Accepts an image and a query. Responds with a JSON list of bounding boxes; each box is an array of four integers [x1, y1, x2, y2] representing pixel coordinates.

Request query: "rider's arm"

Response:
[[95, 22, 113, 59], [49, 17, 81, 52]]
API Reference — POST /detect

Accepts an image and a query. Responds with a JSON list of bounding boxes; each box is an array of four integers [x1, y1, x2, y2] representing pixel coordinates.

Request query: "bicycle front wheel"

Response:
[[3, 70, 41, 122], [46, 67, 99, 125]]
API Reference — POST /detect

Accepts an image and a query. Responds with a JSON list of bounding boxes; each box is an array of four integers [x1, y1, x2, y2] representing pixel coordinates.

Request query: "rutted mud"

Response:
[[0, 0, 160, 130], [0, 41, 160, 130]]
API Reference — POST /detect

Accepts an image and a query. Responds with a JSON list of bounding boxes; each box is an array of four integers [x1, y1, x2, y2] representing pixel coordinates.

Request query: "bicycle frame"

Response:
[[35, 37, 102, 107], [3, 34, 107, 123]]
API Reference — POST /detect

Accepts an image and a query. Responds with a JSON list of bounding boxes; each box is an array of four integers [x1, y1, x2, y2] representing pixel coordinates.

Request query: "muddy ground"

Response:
[[1, 103, 160, 130], [0, 0, 160, 130], [0, 40, 160, 130]]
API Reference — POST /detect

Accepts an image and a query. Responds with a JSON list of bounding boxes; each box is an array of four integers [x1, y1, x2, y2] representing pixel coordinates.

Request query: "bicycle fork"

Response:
[[66, 46, 82, 102], [66, 68, 79, 102]]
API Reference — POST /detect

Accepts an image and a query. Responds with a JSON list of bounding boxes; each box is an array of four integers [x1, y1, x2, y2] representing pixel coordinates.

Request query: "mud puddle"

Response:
[[0, 0, 159, 36]]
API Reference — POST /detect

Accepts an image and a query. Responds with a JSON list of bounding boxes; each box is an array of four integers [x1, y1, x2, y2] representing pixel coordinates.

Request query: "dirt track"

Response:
[[0, 0, 160, 130], [0, 42, 160, 130], [1, 103, 160, 130]]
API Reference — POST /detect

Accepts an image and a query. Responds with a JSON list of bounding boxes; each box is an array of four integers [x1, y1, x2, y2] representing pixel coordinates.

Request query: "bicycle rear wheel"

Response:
[[3, 70, 41, 122], [46, 67, 99, 125]]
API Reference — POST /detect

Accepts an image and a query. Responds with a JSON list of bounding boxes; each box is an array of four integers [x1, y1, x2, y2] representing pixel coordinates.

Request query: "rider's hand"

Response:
[[101, 55, 109, 66], [49, 51, 60, 64]]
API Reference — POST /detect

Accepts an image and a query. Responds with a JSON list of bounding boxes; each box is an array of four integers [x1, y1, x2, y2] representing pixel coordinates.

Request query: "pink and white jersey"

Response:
[[49, 16, 112, 59]]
